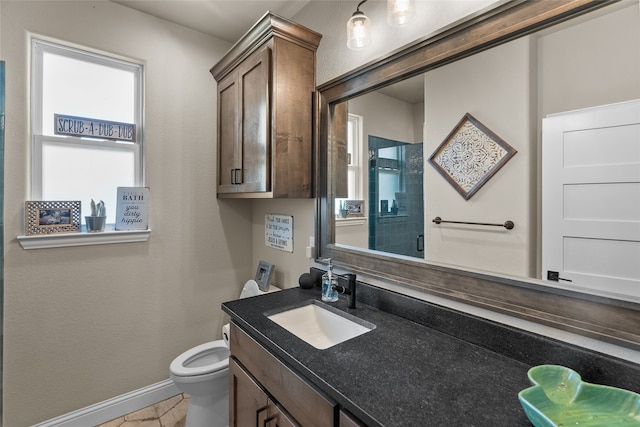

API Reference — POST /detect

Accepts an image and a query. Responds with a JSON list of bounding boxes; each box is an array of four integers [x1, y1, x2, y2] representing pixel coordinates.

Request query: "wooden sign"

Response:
[[265, 214, 293, 252], [54, 114, 136, 142]]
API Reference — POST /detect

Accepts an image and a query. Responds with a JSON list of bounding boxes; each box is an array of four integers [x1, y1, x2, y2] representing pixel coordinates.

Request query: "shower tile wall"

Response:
[[368, 136, 424, 258]]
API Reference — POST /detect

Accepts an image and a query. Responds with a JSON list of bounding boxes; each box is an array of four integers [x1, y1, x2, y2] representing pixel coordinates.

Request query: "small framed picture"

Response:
[[25, 201, 81, 235], [255, 260, 275, 292], [345, 199, 365, 218]]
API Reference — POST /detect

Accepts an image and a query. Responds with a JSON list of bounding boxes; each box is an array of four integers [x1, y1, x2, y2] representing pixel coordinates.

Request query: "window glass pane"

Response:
[[347, 119, 354, 164], [42, 142, 135, 221], [379, 171, 400, 207], [378, 146, 398, 160], [42, 52, 135, 136], [32, 39, 143, 228]]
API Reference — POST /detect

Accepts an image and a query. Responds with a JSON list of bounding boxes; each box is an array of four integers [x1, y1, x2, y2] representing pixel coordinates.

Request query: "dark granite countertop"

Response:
[[222, 282, 640, 427]]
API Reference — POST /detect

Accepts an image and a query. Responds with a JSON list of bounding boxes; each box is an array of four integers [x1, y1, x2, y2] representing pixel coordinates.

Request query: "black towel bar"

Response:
[[432, 216, 515, 230]]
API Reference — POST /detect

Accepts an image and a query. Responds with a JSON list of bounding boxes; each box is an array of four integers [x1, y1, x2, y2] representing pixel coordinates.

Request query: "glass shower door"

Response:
[[368, 135, 424, 258]]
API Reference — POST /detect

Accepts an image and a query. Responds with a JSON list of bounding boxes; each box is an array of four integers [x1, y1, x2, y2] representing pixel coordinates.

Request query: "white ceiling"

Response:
[[112, 0, 311, 43]]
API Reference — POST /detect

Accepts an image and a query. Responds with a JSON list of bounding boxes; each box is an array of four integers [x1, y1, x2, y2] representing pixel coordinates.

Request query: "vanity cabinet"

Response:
[[339, 411, 366, 427], [229, 323, 337, 427], [229, 358, 297, 426], [211, 12, 321, 198]]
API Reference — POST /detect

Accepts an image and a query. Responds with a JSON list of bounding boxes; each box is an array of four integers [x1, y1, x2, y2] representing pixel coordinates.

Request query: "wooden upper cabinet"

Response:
[[217, 46, 271, 194], [211, 12, 322, 198]]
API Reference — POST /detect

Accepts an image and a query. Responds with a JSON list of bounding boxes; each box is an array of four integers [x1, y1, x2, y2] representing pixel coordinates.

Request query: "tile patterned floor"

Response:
[[96, 393, 189, 427]]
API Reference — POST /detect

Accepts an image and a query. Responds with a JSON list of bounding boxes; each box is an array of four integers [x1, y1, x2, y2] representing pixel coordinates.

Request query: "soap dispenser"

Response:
[[321, 258, 339, 302]]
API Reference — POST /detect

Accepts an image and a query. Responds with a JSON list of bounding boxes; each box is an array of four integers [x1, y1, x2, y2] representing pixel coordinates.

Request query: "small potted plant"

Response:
[[339, 200, 349, 218], [85, 199, 106, 232]]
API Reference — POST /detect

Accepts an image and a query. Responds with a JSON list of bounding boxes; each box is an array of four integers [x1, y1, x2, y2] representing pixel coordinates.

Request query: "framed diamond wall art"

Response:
[[428, 113, 517, 200]]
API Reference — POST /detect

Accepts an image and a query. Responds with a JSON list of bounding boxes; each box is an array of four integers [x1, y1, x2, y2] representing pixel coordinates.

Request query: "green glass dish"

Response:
[[518, 365, 640, 427]]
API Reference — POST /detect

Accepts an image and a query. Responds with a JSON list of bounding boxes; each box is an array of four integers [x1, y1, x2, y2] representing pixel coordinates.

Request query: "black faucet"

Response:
[[333, 273, 357, 309]]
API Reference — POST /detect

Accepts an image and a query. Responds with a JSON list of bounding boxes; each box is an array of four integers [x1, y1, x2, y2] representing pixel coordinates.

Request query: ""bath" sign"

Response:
[[265, 214, 293, 252], [115, 187, 149, 230], [54, 114, 136, 142]]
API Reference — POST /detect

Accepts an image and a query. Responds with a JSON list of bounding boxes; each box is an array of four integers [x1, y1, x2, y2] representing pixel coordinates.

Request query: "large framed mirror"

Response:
[[317, 0, 640, 349]]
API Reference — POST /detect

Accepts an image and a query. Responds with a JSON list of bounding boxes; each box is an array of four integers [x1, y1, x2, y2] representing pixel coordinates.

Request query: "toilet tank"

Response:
[[223, 280, 280, 347], [239, 279, 280, 299]]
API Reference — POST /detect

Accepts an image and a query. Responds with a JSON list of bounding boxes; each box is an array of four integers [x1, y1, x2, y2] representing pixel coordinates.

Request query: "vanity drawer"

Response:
[[230, 322, 336, 427]]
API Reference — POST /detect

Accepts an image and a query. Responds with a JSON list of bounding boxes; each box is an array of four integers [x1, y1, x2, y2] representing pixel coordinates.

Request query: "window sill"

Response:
[[377, 214, 409, 223], [18, 227, 151, 250], [335, 217, 366, 227]]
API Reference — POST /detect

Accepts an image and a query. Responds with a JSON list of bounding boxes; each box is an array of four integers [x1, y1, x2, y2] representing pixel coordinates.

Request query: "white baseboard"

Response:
[[33, 379, 181, 427]]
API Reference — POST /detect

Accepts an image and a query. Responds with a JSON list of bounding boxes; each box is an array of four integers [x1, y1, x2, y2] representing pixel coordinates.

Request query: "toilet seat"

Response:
[[170, 340, 229, 377]]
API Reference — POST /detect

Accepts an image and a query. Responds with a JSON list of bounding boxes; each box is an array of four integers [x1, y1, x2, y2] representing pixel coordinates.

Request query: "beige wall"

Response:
[[0, 2, 253, 426], [424, 36, 534, 277], [538, 3, 640, 116], [251, 199, 316, 289], [350, 92, 422, 144]]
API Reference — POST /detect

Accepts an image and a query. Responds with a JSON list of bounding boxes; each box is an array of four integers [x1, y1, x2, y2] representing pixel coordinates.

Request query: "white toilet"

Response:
[[169, 280, 278, 427]]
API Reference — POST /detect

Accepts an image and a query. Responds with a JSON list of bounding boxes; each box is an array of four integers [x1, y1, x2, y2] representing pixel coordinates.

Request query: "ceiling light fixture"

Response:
[[347, 0, 371, 50], [387, 0, 416, 27]]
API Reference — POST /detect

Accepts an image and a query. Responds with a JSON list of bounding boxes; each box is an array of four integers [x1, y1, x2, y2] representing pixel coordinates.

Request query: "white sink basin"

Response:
[[267, 301, 375, 349]]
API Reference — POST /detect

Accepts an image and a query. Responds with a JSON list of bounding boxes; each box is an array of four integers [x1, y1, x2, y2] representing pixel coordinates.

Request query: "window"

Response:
[[336, 113, 364, 216], [31, 38, 143, 225], [377, 145, 404, 215]]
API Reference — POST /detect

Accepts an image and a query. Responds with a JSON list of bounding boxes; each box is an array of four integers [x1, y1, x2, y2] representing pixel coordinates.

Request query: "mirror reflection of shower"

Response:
[[335, 107, 424, 259], [369, 136, 424, 258]]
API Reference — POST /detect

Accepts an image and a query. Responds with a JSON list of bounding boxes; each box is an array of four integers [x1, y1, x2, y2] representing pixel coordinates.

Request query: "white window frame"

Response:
[[347, 113, 364, 200], [19, 37, 149, 249], [336, 113, 366, 224], [30, 38, 145, 199]]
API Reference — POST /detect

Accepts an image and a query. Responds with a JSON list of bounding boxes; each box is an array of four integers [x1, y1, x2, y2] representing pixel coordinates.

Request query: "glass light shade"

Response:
[[347, 11, 371, 50], [387, 0, 416, 27]]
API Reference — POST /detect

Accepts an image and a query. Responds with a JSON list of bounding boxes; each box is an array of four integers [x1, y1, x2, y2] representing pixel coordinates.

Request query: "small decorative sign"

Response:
[[115, 187, 149, 230], [54, 114, 136, 142], [265, 214, 293, 252]]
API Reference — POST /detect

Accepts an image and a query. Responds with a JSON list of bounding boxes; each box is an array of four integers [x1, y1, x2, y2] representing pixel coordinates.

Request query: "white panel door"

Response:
[[542, 99, 640, 300]]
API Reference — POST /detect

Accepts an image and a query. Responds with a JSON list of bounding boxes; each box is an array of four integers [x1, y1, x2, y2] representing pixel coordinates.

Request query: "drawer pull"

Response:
[[256, 405, 268, 426], [263, 414, 277, 427]]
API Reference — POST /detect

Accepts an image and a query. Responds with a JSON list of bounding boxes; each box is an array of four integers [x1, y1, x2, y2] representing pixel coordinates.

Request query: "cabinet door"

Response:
[[217, 72, 239, 193], [237, 46, 271, 193], [229, 357, 269, 426], [230, 323, 337, 427], [340, 409, 366, 426], [265, 399, 300, 427], [231, 357, 301, 427]]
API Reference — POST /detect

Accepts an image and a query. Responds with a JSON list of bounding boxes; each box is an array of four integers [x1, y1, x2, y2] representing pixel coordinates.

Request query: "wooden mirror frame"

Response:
[[316, 0, 640, 350]]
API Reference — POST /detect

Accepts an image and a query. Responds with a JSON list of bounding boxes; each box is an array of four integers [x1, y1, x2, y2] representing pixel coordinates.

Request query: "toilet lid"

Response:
[[170, 340, 229, 377]]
